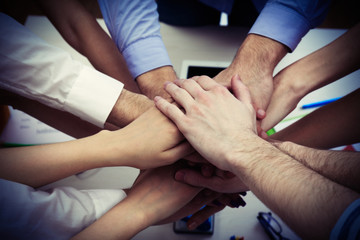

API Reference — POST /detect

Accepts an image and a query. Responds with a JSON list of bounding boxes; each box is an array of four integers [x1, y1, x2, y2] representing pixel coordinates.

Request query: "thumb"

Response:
[[231, 74, 252, 106], [175, 169, 215, 189]]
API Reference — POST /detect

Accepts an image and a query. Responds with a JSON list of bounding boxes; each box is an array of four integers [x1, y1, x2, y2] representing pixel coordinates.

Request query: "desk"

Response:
[[4, 15, 360, 239]]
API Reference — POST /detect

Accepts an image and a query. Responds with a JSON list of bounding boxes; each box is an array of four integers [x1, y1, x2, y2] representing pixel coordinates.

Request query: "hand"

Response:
[[213, 34, 287, 113], [127, 162, 203, 226], [175, 167, 249, 193], [72, 162, 203, 240], [154, 75, 257, 171], [102, 106, 193, 169], [158, 189, 247, 230], [261, 67, 304, 131]]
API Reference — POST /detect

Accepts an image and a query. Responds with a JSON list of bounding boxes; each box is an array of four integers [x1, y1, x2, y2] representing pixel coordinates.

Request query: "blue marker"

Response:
[[301, 97, 341, 109]]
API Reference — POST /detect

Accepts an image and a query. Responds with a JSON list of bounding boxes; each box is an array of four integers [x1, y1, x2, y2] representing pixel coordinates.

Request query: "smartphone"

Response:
[[173, 215, 214, 235]]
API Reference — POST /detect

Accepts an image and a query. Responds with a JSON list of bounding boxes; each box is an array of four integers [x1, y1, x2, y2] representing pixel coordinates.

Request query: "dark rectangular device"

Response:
[[173, 215, 214, 235]]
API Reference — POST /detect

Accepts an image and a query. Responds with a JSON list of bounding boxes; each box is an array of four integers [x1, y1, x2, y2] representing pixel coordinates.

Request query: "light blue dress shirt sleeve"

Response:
[[97, 0, 172, 78], [330, 198, 360, 240], [249, 0, 331, 51]]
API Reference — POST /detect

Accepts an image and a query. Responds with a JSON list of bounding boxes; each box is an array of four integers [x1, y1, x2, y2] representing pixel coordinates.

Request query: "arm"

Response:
[[270, 88, 360, 149], [0, 107, 192, 188], [214, 0, 330, 111], [155, 75, 360, 239], [98, 0, 175, 99], [0, 13, 123, 128], [273, 140, 360, 193], [0, 13, 153, 130], [214, 33, 287, 112], [71, 163, 202, 240], [0, 179, 126, 239], [37, 0, 140, 93], [262, 23, 360, 131]]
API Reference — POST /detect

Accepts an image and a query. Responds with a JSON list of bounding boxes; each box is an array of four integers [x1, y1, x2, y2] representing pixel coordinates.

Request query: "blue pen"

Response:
[[301, 97, 341, 109]]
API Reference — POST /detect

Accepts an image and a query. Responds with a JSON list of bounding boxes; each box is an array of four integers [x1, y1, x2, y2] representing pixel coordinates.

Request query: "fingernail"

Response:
[[257, 109, 265, 117], [154, 96, 161, 102], [164, 81, 172, 88], [261, 131, 269, 140], [175, 171, 185, 181]]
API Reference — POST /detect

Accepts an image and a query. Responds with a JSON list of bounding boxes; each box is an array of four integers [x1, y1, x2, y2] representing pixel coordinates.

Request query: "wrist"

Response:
[[106, 89, 153, 128], [224, 133, 265, 172], [231, 34, 288, 77], [136, 66, 177, 100]]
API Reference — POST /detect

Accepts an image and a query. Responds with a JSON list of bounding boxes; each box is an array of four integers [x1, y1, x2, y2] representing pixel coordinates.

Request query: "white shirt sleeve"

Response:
[[0, 13, 124, 127], [0, 179, 126, 240]]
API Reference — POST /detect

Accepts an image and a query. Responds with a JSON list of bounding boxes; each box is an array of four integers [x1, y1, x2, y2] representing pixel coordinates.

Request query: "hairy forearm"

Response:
[[273, 140, 360, 193], [230, 34, 288, 77], [106, 89, 153, 128], [228, 136, 359, 239], [136, 66, 177, 100], [215, 34, 288, 111]]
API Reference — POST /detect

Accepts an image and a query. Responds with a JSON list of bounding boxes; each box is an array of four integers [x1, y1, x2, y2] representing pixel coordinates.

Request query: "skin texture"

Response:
[[262, 23, 360, 131], [154, 75, 360, 239], [0, 107, 192, 188]]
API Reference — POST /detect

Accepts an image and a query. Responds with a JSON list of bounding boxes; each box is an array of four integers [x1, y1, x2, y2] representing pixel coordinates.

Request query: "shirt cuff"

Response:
[[122, 36, 172, 78], [330, 198, 360, 240], [64, 66, 124, 128], [81, 189, 127, 220], [249, 3, 311, 51]]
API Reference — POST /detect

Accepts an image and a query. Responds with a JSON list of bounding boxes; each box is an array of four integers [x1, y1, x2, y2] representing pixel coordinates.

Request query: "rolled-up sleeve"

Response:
[[0, 13, 123, 127], [98, 0, 172, 78], [249, 0, 331, 51]]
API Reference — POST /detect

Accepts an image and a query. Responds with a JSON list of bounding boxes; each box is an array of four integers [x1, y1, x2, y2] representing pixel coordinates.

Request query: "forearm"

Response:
[[277, 23, 360, 98], [231, 34, 288, 78], [273, 140, 360, 193], [37, 0, 139, 93], [271, 89, 360, 148], [228, 136, 359, 239], [106, 89, 154, 128], [0, 130, 131, 188], [71, 198, 147, 240], [136, 66, 177, 100], [216, 34, 288, 110]]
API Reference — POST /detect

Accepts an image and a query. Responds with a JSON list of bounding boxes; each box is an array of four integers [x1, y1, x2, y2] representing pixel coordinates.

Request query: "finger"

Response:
[[226, 194, 246, 208], [154, 96, 185, 126], [231, 74, 252, 106], [174, 78, 205, 100], [190, 76, 200, 81], [201, 164, 215, 177], [163, 141, 194, 164], [163, 81, 194, 110], [257, 109, 266, 120], [184, 152, 207, 163], [175, 169, 223, 192], [194, 75, 219, 91], [187, 205, 225, 230]]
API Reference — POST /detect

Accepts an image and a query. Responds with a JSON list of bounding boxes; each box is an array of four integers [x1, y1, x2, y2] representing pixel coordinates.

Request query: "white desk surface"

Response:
[[6, 15, 360, 239]]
